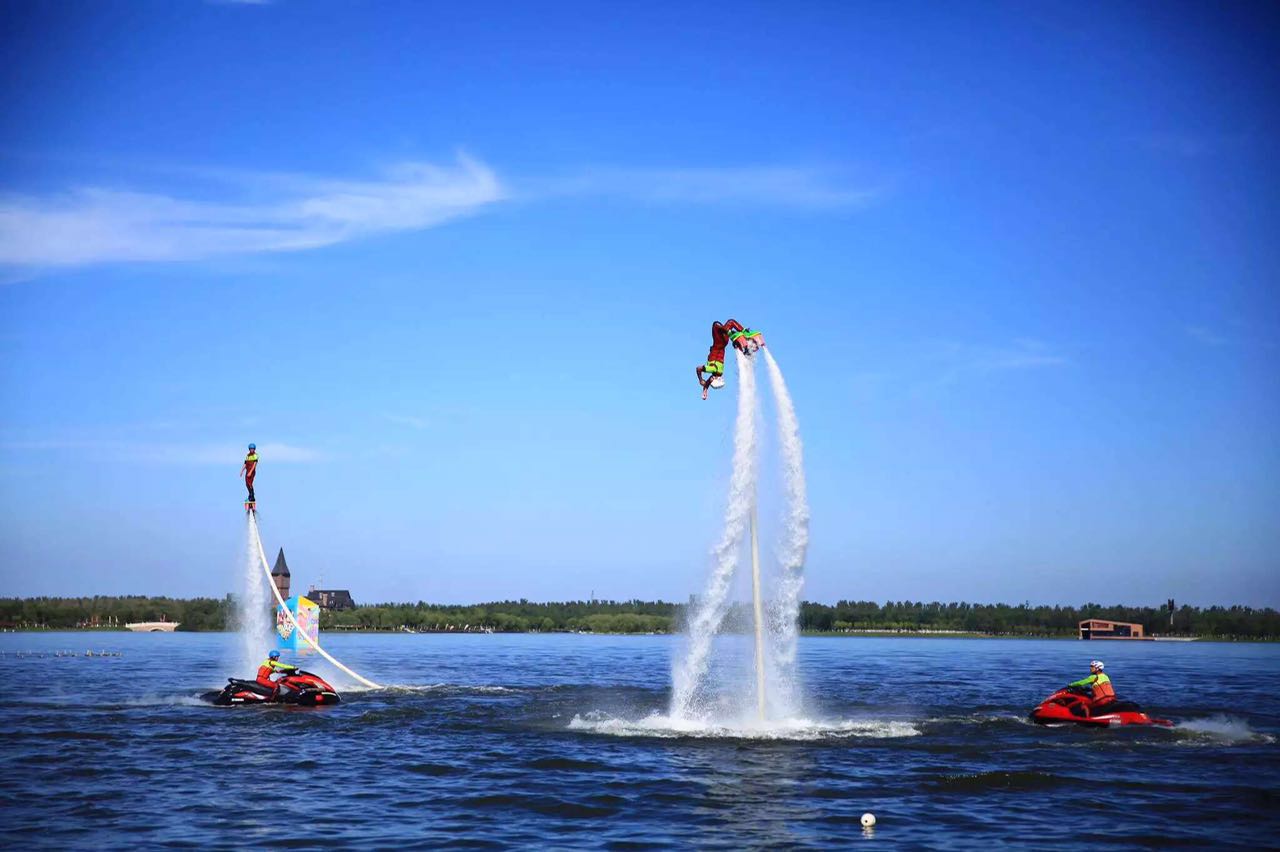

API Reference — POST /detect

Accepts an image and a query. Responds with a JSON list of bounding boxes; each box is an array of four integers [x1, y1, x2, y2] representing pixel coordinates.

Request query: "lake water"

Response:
[[1, 632, 1276, 849]]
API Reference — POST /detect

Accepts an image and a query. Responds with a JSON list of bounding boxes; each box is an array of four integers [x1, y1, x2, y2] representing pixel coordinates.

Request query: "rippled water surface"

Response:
[[1, 633, 1277, 849]]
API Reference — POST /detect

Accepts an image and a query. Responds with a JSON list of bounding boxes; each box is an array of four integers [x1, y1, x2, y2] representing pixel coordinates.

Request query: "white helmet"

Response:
[[1090, 660, 1104, 671], [709, 376, 726, 389]]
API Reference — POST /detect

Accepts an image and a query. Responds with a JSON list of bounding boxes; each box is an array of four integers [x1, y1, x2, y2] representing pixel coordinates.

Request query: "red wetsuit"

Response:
[[257, 659, 297, 694], [243, 452, 258, 500], [708, 319, 745, 362], [708, 322, 729, 363]]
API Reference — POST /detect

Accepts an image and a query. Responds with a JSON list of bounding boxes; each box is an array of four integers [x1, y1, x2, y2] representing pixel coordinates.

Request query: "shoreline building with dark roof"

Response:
[[271, 549, 291, 600], [1079, 618, 1146, 640], [306, 585, 356, 611]]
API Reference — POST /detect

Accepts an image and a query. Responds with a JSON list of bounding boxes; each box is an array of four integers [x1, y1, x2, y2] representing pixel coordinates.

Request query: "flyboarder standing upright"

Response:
[[240, 443, 258, 507]]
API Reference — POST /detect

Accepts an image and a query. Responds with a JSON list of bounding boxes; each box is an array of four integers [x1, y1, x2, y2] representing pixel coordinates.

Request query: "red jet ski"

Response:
[[1031, 685, 1171, 727], [205, 669, 341, 707]]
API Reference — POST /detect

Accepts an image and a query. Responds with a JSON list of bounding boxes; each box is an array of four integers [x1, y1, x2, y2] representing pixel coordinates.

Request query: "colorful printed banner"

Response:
[[276, 595, 319, 652]]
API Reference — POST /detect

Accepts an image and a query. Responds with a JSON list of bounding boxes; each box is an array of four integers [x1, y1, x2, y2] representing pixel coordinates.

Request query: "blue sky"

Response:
[[1, 1, 1277, 607]]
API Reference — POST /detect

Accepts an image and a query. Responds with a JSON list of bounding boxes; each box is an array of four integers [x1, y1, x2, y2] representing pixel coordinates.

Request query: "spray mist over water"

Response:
[[670, 348, 810, 726], [232, 513, 271, 676], [763, 349, 810, 718], [671, 350, 759, 720]]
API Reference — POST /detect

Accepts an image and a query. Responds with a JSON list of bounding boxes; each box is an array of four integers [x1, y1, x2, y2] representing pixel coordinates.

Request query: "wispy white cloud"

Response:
[[834, 339, 1070, 403], [940, 338, 1070, 372], [1186, 325, 1232, 347], [0, 155, 503, 268], [530, 165, 879, 208], [1135, 133, 1210, 158], [0, 439, 324, 464], [913, 338, 1069, 392], [1, 155, 879, 274], [1129, 131, 1251, 158], [1185, 324, 1275, 349], [383, 414, 430, 430]]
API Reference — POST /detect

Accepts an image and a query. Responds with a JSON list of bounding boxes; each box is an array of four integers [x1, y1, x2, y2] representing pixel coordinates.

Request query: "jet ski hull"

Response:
[[205, 670, 341, 707], [1031, 687, 1171, 727]]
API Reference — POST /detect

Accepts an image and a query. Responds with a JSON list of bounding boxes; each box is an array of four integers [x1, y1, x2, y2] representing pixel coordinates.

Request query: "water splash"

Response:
[[230, 513, 270, 677], [671, 350, 759, 721], [671, 347, 811, 724], [570, 711, 919, 740], [1176, 715, 1275, 744], [762, 349, 809, 718]]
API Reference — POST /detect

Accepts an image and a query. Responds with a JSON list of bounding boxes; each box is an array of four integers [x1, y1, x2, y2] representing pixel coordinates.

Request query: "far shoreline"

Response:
[[3, 628, 1273, 642]]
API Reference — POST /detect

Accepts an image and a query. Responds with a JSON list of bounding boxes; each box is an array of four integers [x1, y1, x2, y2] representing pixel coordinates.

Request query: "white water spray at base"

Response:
[[763, 349, 810, 718], [232, 513, 271, 676], [670, 346, 810, 728], [671, 350, 758, 721]]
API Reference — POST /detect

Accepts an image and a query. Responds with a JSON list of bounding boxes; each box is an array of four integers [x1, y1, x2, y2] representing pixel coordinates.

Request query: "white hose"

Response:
[[248, 511, 381, 689]]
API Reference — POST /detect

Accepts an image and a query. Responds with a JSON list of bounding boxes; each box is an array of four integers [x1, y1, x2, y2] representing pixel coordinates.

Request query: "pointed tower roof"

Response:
[[271, 548, 290, 577]]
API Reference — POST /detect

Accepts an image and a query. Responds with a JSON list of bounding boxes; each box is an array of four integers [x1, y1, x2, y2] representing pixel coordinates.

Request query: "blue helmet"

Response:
[[248, 443, 256, 450], [268, 649, 280, 659]]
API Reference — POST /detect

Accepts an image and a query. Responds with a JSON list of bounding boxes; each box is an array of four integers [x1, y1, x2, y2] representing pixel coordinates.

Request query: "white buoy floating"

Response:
[[861, 813, 876, 828]]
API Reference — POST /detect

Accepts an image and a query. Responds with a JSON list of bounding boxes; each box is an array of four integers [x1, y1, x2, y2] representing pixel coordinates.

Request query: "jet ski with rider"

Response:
[[1030, 660, 1171, 727], [204, 649, 340, 706]]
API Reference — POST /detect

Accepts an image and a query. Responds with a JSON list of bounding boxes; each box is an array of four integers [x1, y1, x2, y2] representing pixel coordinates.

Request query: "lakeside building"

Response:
[[306, 586, 356, 611], [272, 546, 356, 611], [271, 549, 291, 600], [1079, 618, 1146, 640]]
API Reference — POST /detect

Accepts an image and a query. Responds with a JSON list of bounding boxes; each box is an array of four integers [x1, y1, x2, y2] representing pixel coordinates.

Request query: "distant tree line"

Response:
[[0, 595, 231, 631], [321, 598, 678, 634], [2, 596, 1277, 639], [798, 600, 1280, 639]]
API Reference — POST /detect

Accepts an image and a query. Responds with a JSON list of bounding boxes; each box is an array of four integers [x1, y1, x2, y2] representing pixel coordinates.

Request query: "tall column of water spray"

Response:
[[749, 501, 766, 721], [762, 349, 809, 717], [233, 513, 271, 674], [671, 350, 759, 721]]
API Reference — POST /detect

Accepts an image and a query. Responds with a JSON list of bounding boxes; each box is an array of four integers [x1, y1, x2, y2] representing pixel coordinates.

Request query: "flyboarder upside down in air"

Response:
[[695, 319, 739, 400], [240, 443, 258, 505], [695, 319, 766, 400]]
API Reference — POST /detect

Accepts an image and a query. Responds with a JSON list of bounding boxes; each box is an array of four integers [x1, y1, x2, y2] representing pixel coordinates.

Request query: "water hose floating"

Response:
[[248, 511, 381, 689]]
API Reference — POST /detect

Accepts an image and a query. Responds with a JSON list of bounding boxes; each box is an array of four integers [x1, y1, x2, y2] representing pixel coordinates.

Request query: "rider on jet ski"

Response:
[[257, 650, 299, 697], [1031, 660, 1170, 726], [1068, 660, 1115, 708]]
